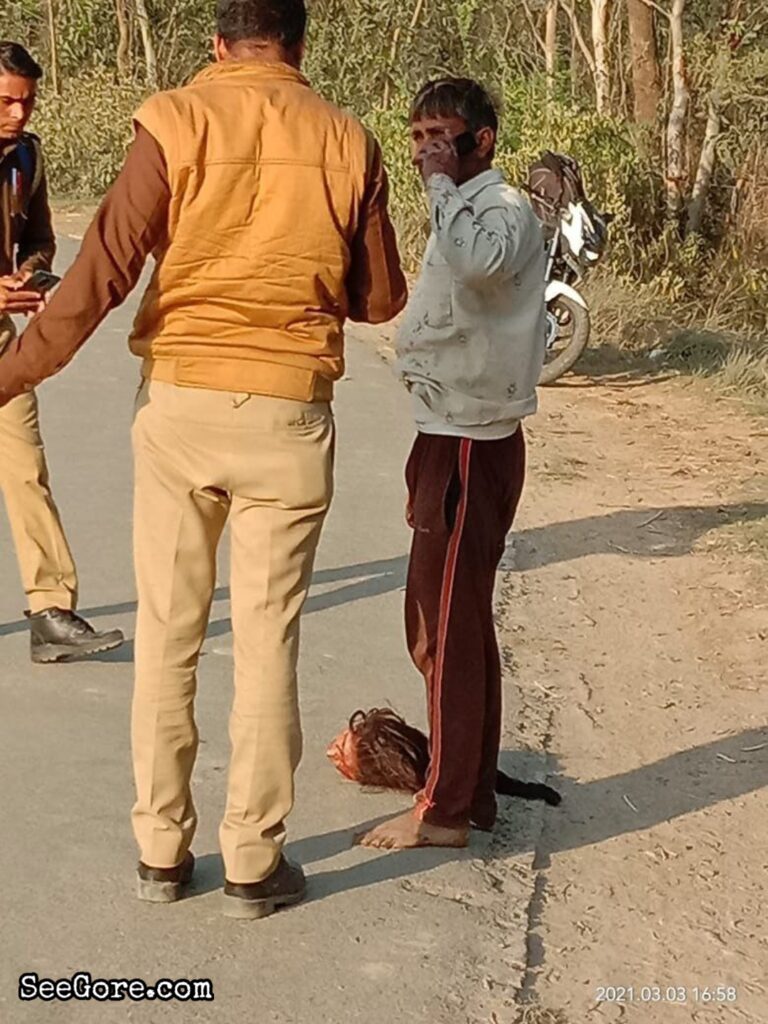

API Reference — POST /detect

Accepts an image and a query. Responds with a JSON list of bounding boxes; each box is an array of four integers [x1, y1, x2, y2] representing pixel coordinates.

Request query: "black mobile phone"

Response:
[[455, 131, 479, 157], [26, 270, 61, 294]]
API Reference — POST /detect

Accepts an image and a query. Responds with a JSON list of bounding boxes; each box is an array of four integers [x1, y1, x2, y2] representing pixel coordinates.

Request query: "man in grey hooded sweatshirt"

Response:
[[359, 77, 546, 851]]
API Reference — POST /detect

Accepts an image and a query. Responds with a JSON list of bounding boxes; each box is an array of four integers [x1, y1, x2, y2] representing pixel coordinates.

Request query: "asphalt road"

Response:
[[0, 234, 526, 1024]]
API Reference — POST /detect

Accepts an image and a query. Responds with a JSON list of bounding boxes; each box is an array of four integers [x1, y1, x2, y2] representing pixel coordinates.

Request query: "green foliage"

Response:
[[363, 104, 427, 266], [367, 86, 660, 276], [34, 71, 147, 197], [4, 0, 766, 364]]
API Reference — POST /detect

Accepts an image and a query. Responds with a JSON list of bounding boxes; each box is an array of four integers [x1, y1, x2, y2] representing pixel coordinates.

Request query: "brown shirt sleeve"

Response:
[[346, 138, 408, 324], [17, 158, 56, 275], [0, 125, 170, 404]]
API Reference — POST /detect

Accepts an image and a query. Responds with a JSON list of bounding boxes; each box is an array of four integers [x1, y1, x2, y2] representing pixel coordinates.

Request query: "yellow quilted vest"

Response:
[[130, 61, 370, 401]]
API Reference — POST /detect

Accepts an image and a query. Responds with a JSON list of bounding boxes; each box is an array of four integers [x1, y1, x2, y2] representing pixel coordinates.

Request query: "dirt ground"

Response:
[[494, 368, 768, 1023], [365, 318, 768, 1022], [20, 219, 766, 1019]]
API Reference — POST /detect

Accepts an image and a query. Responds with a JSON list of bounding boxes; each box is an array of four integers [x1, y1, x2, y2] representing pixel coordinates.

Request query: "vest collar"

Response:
[[192, 60, 309, 88]]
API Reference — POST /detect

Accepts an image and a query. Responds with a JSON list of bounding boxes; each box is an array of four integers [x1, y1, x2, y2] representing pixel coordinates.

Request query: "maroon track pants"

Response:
[[405, 428, 526, 830]]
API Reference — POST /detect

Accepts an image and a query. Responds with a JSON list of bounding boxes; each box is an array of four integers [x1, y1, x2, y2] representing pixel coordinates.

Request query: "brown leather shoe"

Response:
[[136, 852, 195, 903], [222, 856, 306, 920]]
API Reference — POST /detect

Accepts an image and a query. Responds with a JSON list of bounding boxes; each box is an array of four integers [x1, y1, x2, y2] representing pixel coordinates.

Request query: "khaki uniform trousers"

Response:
[[0, 315, 78, 613], [131, 379, 334, 884]]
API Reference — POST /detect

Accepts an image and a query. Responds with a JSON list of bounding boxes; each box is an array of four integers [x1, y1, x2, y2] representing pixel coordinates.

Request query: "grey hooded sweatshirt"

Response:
[[395, 169, 546, 440]]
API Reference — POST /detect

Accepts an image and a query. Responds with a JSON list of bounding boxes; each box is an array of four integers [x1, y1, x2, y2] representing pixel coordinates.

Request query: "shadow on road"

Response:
[[511, 500, 768, 570], [542, 726, 768, 860], [0, 556, 409, 642], [5, 501, 765, 644], [3, 500, 764, 646], [202, 554, 409, 646], [277, 726, 768, 902]]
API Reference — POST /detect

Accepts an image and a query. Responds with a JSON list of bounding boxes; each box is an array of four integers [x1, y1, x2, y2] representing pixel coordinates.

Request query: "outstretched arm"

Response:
[[0, 125, 170, 405]]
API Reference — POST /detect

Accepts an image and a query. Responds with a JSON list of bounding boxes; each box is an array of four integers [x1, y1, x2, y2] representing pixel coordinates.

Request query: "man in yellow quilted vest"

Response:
[[0, 0, 406, 918]]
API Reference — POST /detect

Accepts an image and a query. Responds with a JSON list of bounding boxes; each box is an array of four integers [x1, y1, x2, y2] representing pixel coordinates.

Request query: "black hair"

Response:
[[0, 42, 43, 81], [216, 0, 307, 49], [410, 77, 499, 134]]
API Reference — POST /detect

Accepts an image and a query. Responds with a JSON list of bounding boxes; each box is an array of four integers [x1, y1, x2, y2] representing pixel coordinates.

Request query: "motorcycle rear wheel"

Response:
[[539, 295, 591, 385]]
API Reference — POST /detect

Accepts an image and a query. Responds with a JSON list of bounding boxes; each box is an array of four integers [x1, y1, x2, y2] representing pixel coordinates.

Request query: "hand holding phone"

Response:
[[454, 131, 479, 157], [0, 281, 42, 315], [415, 131, 479, 185], [415, 137, 460, 184], [25, 270, 61, 295]]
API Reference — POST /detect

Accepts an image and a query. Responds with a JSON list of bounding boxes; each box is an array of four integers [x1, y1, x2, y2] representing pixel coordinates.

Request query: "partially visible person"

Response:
[[359, 78, 546, 850], [0, 41, 124, 663], [0, 4, 406, 916]]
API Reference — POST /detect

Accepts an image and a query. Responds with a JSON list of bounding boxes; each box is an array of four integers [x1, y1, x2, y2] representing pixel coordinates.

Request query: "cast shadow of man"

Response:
[[510, 500, 768, 572], [4, 502, 763, 646], [1, 555, 410, 659], [252, 726, 768, 904]]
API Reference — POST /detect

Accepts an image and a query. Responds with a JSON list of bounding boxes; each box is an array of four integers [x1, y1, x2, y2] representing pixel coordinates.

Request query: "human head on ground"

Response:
[[0, 42, 42, 141], [214, 0, 307, 69], [410, 77, 498, 186]]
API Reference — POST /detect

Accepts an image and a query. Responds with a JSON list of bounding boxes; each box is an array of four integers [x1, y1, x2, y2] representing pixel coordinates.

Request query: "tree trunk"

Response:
[[591, 0, 612, 115], [46, 0, 61, 96], [569, 6, 578, 100], [666, 0, 690, 223], [545, 0, 558, 100], [561, 0, 597, 86], [115, 0, 131, 79], [626, 0, 662, 122], [134, 0, 158, 89], [687, 92, 722, 235]]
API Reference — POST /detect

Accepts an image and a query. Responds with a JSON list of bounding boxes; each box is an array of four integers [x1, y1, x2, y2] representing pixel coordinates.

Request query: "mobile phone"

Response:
[[26, 270, 61, 294], [455, 131, 479, 157]]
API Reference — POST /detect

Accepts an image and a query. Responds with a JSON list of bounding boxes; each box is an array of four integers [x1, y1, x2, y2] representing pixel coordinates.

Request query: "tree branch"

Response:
[[46, 0, 61, 95], [559, 0, 596, 76], [382, 0, 425, 110], [688, 91, 722, 235], [409, 0, 425, 31], [636, 0, 672, 22], [522, 0, 548, 56]]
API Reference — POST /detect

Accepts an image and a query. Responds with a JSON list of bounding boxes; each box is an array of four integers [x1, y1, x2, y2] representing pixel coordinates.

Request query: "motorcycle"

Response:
[[525, 151, 612, 385], [539, 198, 613, 385]]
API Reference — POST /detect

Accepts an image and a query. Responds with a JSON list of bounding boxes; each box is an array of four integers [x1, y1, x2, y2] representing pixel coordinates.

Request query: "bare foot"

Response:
[[355, 809, 470, 850]]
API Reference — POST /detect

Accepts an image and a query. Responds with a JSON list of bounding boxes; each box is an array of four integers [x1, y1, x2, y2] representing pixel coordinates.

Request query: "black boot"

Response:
[[222, 856, 306, 920], [137, 853, 195, 903], [26, 608, 124, 664]]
